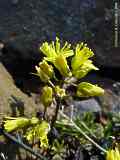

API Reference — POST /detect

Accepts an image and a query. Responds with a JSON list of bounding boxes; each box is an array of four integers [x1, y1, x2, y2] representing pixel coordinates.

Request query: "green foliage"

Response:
[[56, 112, 104, 141], [51, 139, 66, 160]]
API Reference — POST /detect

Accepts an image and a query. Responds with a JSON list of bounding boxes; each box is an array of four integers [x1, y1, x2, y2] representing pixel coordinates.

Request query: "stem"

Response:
[[79, 121, 97, 139], [59, 111, 107, 153], [51, 96, 61, 128]]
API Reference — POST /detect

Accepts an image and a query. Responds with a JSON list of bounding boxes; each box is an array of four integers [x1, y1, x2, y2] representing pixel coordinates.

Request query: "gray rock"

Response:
[[97, 88, 120, 113], [73, 98, 101, 114], [0, 62, 42, 117], [0, 0, 119, 68]]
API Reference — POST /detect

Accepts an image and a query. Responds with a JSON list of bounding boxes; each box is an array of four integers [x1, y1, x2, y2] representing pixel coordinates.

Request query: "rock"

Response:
[[73, 98, 101, 114], [97, 88, 120, 113], [0, 62, 42, 117], [0, 0, 119, 69]]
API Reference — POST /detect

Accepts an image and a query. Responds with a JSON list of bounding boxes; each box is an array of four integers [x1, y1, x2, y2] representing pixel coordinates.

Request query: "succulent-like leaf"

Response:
[[76, 82, 104, 97]]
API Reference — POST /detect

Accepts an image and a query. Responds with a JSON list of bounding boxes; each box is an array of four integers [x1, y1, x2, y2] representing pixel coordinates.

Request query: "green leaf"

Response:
[[76, 82, 104, 97], [71, 43, 94, 71]]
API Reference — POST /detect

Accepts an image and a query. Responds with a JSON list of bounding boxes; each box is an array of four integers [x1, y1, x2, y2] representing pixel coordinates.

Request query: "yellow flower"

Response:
[[4, 117, 30, 132], [40, 37, 73, 77], [106, 148, 120, 160], [54, 54, 72, 77], [71, 43, 94, 71], [35, 60, 54, 82], [4, 117, 40, 132], [77, 82, 104, 97], [55, 86, 66, 98], [41, 86, 53, 107], [25, 121, 50, 148], [72, 60, 99, 79]]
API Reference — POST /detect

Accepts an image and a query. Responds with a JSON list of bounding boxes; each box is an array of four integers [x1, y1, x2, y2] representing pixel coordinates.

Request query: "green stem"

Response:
[[59, 111, 107, 153], [79, 121, 97, 139], [51, 96, 61, 128]]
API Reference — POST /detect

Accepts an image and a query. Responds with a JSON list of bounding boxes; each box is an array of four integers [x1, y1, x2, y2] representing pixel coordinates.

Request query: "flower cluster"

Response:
[[35, 37, 104, 99], [4, 117, 50, 149]]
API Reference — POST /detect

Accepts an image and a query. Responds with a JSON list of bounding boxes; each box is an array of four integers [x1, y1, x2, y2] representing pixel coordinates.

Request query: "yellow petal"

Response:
[[54, 54, 71, 77]]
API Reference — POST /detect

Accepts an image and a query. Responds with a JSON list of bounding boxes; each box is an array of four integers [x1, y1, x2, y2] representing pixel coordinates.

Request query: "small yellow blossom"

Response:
[[72, 60, 99, 79], [55, 86, 66, 98], [106, 148, 120, 160], [25, 121, 50, 148], [71, 43, 94, 71], [40, 37, 73, 77], [4, 117, 30, 132], [35, 60, 54, 82]]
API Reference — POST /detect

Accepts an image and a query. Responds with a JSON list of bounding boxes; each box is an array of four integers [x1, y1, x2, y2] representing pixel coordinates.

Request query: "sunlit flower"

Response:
[[4, 117, 30, 132], [25, 121, 50, 148], [71, 43, 94, 71], [35, 60, 54, 82], [72, 60, 98, 79], [76, 82, 104, 97], [40, 37, 74, 77], [4, 117, 39, 132], [55, 85, 66, 98], [106, 148, 120, 160]]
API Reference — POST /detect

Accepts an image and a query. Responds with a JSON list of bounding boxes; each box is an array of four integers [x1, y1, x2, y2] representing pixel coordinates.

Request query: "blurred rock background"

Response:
[[0, 0, 120, 116]]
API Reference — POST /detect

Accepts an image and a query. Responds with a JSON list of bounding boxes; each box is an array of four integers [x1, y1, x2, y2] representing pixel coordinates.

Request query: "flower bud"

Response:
[[41, 86, 53, 107], [4, 117, 30, 132], [77, 82, 104, 97], [54, 54, 71, 77], [55, 86, 66, 98], [35, 60, 54, 82]]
